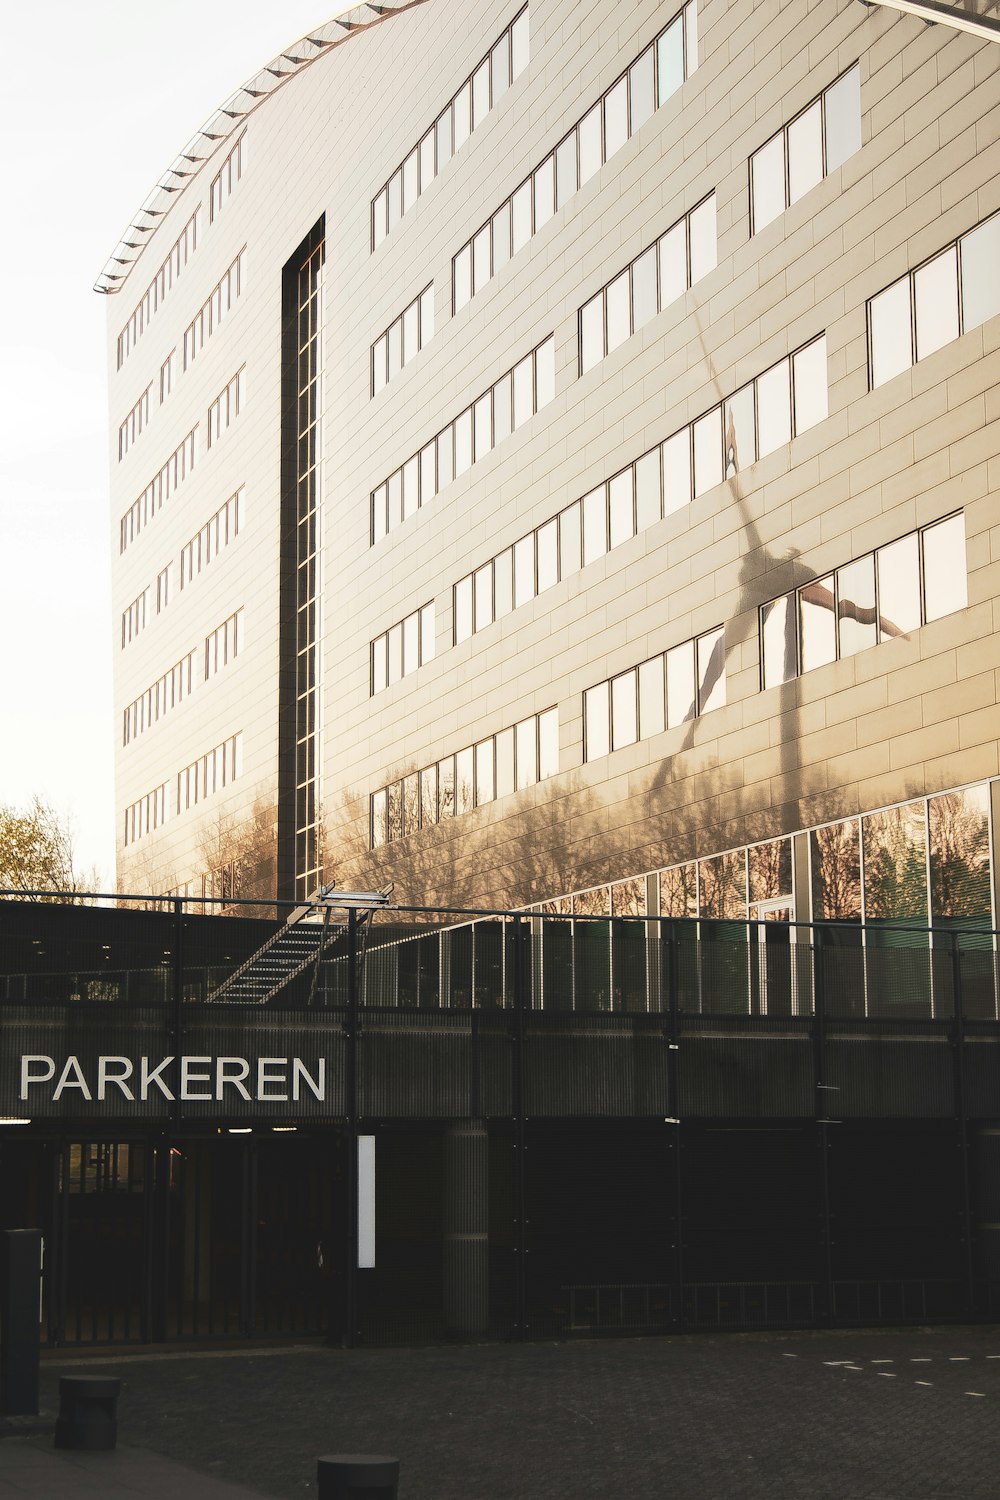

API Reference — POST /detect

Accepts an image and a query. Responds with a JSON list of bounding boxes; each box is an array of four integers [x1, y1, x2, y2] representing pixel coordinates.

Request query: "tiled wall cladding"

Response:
[[107, 0, 1000, 917]]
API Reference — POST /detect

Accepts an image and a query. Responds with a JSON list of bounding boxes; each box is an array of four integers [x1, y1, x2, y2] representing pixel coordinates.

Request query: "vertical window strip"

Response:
[[759, 513, 968, 691], [204, 608, 244, 681], [116, 208, 200, 369], [453, 335, 827, 645], [120, 588, 149, 649], [210, 134, 245, 222], [123, 782, 170, 847], [370, 705, 558, 847], [119, 428, 198, 554], [122, 649, 197, 747], [118, 384, 152, 460], [867, 208, 1000, 389], [182, 249, 245, 371], [371, 5, 530, 250], [175, 733, 244, 815], [371, 285, 435, 395], [452, 0, 697, 313], [579, 193, 716, 375], [371, 602, 436, 694], [750, 63, 861, 235], [583, 627, 726, 762], [370, 334, 555, 544]]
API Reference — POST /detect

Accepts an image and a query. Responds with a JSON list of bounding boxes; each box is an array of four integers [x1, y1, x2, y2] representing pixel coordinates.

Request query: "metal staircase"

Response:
[[205, 886, 392, 1005]]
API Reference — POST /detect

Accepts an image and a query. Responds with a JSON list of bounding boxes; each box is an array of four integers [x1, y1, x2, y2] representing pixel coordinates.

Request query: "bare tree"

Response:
[[0, 797, 99, 902]]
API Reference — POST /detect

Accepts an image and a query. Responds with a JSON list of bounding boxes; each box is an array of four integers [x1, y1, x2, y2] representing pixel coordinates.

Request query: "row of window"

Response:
[[121, 591, 148, 648], [453, 0, 697, 315], [118, 385, 151, 461], [584, 626, 726, 762], [207, 368, 245, 448], [210, 134, 244, 223], [119, 429, 197, 554], [183, 250, 244, 370], [371, 603, 436, 694], [204, 608, 243, 682], [371, 706, 558, 847], [371, 285, 434, 395], [123, 783, 169, 847], [580, 194, 716, 375], [759, 512, 968, 691], [370, 335, 555, 544], [750, 64, 860, 235], [868, 209, 1000, 389], [454, 333, 828, 647], [180, 488, 243, 588], [371, 6, 529, 249], [123, 650, 197, 747], [176, 732, 244, 815], [116, 209, 200, 370]]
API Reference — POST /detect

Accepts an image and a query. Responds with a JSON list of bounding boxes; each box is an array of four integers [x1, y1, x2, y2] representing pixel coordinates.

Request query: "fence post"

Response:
[[813, 924, 835, 1325], [951, 930, 976, 1318], [171, 899, 184, 1133], [344, 908, 360, 1347], [511, 914, 528, 1341], [664, 921, 685, 1331]]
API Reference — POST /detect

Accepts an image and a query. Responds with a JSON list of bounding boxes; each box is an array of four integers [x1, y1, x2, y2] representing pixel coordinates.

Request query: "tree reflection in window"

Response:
[[863, 804, 928, 921], [929, 786, 991, 925]]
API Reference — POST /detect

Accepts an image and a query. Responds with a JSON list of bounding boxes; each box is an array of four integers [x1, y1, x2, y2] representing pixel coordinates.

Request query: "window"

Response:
[[176, 734, 243, 814], [370, 706, 558, 846], [583, 626, 725, 761], [119, 428, 197, 553], [372, 7, 529, 249], [179, 488, 243, 587], [204, 609, 243, 680], [371, 335, 555, 543], [121, 589, 148, 648], [750, 64, 861, 233], [868, 210, 1000, 387], [371, 285, 434, 394], [579, 195, 716, 375], [210, 134, 244, 221], [452, 335, 826, 644], [122, 650, 196, 747], [123, 783, 169, 846], [116, 209, 199, 369], [453, 0, 698, 311], [207, 368, 244, 447], [371, 603, 435, 693], [118, 385, 151, 460], [182, 250, 244, 370], [760, 513, 967, 690]]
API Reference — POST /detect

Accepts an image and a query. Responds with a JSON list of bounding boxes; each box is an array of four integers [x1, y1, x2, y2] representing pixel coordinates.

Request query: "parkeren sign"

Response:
[[19, 1054, 328, 1106]]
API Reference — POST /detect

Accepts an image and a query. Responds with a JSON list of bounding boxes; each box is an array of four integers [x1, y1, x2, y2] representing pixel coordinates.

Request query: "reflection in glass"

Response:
[[456, 746, 474, 814], [876, 533, 920, 640], [662, 429, 691, 515], [666, 640, 695, 727], [538, 707, 559, 780], [757, 358, 792, 456], [495, 728, 515, 799], [811, 819, 861, 920], [475, 739, 494, 805], [799, 575, 836, 671], [929, 785, 991, 924], [751, 132, 785, 233], [724, 385, 755, 477], [660, 862, 697, 918], [612, 877, 646, 916], [693, 407, 722, 495], [585, 681, 610, 761], [403, 773, 420, 834], [439, 756, 455, 818], [914, 247, 958, 361], [630, 47, 655, 132], [960, 212, 1000, 331], [824, 64, 861, 172], [697, 628, 726, 714], [515, 718, 536, 789], [870, 277, 912, 388], [420, 766, 437, 826], [371, 789, 387, 847], [388, 781, 402, 841], [638, 656, 665, 738], [699, 851, 745, 918], [748, 838, 792, 904], [611, 670, 638, 749], [836, 556, 877, 657], [922, 513, 967, 622], [788, 99, 823, 204], [792, 335, 828, 432], [863, 803, 927, 921], [657, 16, 684, 104], [760, 593, 796, 688]]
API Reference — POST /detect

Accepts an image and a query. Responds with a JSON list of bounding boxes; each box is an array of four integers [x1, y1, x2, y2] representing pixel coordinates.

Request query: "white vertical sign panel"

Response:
[[358, 1135, 376, 1268]]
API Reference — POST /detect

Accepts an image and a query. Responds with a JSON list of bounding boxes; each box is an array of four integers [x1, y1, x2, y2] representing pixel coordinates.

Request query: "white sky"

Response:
[[0, 1, 337, 890]]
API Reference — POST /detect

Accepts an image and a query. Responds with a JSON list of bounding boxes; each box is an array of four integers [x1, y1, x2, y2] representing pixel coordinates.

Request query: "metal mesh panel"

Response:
[[359, 1012, 510, 1118], [676, 1022, 814, 1116], [824, 1030, 954, 1117], [523, 1014, 668, 1116]]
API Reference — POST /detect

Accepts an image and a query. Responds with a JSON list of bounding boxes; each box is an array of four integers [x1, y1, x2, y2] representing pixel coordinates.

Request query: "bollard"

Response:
[[54, 1375, 121, 1451], [316, 1453, 399, 1499]]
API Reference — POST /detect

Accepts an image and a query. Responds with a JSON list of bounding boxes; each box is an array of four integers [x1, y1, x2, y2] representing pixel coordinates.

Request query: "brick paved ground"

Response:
[[8, 1326, 1000, 1498]]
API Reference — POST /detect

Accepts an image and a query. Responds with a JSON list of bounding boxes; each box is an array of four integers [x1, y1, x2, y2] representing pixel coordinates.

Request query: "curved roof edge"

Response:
[[94, 0, 429, 296]]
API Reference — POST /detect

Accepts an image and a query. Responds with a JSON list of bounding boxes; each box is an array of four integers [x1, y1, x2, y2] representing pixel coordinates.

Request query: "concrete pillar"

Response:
[[442, 1120, 489, 1337]]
